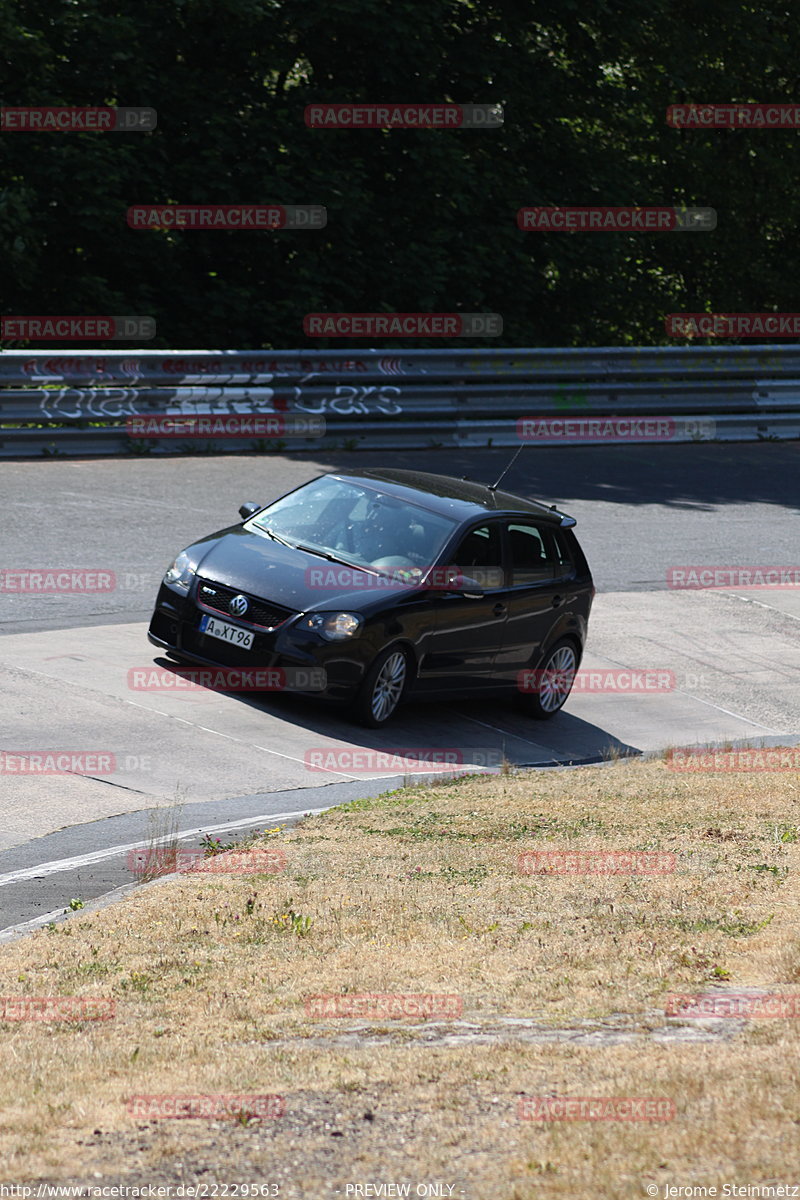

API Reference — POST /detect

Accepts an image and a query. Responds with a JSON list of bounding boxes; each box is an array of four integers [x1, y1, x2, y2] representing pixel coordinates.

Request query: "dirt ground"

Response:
[[2, 754, 799, 1198]]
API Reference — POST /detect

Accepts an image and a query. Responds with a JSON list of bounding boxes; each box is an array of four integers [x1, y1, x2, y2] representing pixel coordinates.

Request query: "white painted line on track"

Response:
[[666, 692, 782, 733], [727, 593, 800, 621], [4, 661, 510, 782], [458, 712, 554, 748], [583, 651, 784, 734], [1, 660, 366, 780], [0, 757, 501, 892], [0, 803, 335, 889]]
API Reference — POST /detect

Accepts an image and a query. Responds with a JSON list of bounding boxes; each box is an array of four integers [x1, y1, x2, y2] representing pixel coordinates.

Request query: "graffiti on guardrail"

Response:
[[293, 385, 402, 416], [21, 356, 131, 379], [33, 387, 297, 417], [35, 383, 403, 420], [10, 355, 409, 382], [38, 388, 145, 419], [2, 348, 800, 456], [4, 348, 800, 388]]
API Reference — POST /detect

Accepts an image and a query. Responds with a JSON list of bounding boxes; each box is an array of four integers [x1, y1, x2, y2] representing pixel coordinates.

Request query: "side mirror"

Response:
[[431, 566, 487, 599], [453, 576, 485, 600], [239, 502, 261, 520], [448, 576, 484, 600]]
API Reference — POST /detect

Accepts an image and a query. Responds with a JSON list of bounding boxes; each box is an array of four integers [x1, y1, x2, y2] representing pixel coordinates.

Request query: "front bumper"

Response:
[[147, 582, 372, 700]]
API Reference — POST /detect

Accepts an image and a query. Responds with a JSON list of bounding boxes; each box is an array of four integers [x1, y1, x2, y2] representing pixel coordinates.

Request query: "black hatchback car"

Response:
[[148, 468, 594, 726]]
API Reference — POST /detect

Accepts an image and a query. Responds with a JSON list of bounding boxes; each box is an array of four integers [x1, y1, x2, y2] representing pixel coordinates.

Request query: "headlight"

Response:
[[163, 551, 197, 594], [299, 612, 363, 641]]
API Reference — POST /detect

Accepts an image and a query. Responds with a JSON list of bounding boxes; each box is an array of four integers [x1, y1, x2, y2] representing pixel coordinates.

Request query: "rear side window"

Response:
[[551, 530, 577, 578], [507, 522, 556, 585]]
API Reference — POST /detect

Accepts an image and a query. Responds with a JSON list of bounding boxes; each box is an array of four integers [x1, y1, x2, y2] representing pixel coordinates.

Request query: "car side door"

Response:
[[415, 520, 509, 692], [492, 520, 571, 682]]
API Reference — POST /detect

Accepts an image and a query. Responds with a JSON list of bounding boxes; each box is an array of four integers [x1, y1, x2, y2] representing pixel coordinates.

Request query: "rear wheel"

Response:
[[353, 645, 409, 727], [517, 639, 578, 720]]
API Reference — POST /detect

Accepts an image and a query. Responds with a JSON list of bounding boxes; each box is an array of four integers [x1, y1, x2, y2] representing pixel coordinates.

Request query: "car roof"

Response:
[[329, 468, 576, 526]]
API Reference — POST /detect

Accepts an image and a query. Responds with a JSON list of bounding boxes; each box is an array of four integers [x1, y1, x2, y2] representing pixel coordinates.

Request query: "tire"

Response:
[[517, 638, 578, 720], [352, 644, 410, 727]]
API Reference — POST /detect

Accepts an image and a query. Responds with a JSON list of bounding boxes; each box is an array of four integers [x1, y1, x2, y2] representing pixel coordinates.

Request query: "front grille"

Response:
[[181, 626, 277, 667], [195, 578, 295, 630]]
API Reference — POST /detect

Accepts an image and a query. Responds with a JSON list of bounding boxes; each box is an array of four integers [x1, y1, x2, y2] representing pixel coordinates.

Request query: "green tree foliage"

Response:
[[1, 0, 798, 347]]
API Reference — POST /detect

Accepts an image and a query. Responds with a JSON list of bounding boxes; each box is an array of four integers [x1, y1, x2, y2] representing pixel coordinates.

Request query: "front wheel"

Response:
[[517, 639, 578, 720], [352, 645, 409, 727]]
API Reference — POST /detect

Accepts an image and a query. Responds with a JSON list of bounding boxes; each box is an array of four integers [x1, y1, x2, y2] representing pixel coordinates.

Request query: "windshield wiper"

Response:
[[258, 529, 387, 579], [294, 545, 384, 577], [259, 527, 296, 549]]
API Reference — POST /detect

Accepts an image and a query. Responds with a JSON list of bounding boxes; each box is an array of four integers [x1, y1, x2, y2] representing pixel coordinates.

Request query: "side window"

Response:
[[507, 522, 556, 585], [450, 524, 504, 589], [550, 530, 576, 578]]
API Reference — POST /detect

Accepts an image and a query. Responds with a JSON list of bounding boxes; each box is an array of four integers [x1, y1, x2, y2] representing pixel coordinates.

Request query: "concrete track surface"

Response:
[[1, 443, 798, 935]]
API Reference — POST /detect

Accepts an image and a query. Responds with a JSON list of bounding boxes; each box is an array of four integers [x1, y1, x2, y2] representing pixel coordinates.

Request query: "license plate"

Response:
[[199, 614, 254, 649]]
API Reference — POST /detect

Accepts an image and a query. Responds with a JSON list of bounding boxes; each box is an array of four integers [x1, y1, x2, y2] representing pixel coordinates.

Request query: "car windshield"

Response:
[[248, 476, 460, 576]]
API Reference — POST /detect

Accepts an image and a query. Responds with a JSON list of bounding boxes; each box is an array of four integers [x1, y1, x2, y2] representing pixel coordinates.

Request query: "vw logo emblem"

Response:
[[229, 594, 249, 617]]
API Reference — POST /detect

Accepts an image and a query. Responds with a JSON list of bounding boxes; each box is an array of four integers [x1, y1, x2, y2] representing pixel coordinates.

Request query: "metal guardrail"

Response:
[[1, 347, 799, 456]]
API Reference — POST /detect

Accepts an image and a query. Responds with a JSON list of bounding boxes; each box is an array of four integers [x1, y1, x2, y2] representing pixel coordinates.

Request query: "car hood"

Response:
[[185, 526, 419, 613]]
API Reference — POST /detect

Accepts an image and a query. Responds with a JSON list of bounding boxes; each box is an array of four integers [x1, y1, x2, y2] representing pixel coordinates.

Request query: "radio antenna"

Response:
[[488, 443, 526, 492]]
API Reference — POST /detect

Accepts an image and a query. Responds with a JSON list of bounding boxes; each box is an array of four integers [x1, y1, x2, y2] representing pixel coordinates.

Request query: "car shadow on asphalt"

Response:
[[152, 656, 638, 770]]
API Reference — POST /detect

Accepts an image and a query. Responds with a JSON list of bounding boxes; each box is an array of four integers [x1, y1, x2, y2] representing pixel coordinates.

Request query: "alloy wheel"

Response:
[[538, 643, 577, 713], [370, 650, 407, 722]]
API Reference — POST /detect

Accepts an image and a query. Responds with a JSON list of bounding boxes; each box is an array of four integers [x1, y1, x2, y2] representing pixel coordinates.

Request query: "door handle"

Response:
[[493, 603, 507, 616], [551, 595, 565, 608]]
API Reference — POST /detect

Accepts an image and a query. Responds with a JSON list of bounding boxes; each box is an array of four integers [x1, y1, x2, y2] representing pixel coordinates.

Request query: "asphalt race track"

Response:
[[2, 442, 799, 937]]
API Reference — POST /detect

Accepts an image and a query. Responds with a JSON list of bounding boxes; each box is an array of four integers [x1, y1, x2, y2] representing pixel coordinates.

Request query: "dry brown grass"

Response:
[[1, 755, 800, 1197]]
